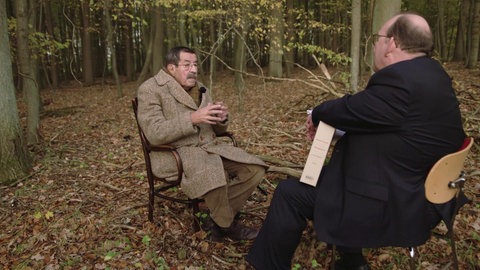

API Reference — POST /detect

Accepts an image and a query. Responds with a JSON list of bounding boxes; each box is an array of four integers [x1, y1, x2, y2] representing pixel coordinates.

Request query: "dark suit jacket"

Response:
[[311, 57, 465, 248]]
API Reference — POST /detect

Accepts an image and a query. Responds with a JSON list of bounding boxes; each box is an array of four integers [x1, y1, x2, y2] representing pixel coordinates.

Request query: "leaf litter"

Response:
[[0, 63, 479, 269]]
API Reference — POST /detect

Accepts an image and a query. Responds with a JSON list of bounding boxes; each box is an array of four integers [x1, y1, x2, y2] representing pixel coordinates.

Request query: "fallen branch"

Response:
[[258, 155, 303, 168], [268, 166, 302, 178], [211, 254, 237, 267], [260, 126, 297, 139], [250, 142, 303, 151]]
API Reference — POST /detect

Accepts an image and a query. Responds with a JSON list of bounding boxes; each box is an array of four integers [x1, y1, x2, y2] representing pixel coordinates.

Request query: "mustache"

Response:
[[187, 73, 197, 79]]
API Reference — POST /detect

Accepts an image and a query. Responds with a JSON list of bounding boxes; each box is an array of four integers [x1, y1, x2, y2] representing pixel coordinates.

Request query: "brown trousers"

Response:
[[202, 158, 265, 228]]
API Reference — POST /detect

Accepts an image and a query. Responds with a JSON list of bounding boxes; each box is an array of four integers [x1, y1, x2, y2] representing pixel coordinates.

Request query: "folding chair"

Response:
[[131, 98, 237, 231], [409, 137, 474, 270]]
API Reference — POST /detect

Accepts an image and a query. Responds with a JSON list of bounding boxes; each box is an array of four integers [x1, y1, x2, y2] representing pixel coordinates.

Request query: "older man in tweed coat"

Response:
[[137, 46, 267, 241]]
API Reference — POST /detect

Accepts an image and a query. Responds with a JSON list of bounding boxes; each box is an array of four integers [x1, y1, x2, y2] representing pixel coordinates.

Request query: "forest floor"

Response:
[[1, 62, 479, 270]]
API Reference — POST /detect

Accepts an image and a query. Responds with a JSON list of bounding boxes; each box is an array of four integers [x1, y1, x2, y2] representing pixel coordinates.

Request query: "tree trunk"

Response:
[[285, 0, 294, 77], [152, 6, 165, 73], [178, 4, 187, 46], [15, 0, 41, 145], [370, 0, 401, 71], [453, 0, 469, 61], [467, 0, 480, 68], [350, 0, 361, 92], [268, 1, 284, 78], [124, 15, 134, 82], [436, 0, 448, 60], [0, 0, 31, 184], [233, 27, 246, 112], [43, 0, 59, 88], [81, 0, 94, 85], [104, 0, 122, 97]]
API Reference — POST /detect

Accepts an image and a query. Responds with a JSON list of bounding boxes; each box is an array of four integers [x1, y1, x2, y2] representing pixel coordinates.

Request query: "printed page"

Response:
[[300, 121, 335, 186]]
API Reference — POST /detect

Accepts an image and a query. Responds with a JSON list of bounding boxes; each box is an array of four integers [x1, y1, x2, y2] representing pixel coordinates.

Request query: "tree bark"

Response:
[[0, 0, 31, 184], [104, 0, 122, 97], [81, 0, 94, 85], [43, 0, 59, 88], [285, 0, 295, 77], [370, 0, 401, 71], [268, 1, 284, 78], [350, 0, 361, 92], [467, 0, 480, 68], [436, 0, 448, 60], [152, 6, 165, 74], [15, 0, 41, 145], [453, 0, 469, 61]]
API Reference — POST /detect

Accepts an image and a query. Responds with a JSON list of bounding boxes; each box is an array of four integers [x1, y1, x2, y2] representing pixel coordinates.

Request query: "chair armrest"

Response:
[[146, 143, 183, 183], [217, 132, 237, 147]]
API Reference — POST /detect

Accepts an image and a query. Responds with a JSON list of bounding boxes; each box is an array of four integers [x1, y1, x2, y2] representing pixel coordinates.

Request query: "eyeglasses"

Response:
[[176, 62, 198, 70], [371, 34, 391, 45]]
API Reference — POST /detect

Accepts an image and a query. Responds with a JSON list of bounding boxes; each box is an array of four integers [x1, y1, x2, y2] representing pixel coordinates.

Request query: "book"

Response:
[[300, 121, 336, 186]]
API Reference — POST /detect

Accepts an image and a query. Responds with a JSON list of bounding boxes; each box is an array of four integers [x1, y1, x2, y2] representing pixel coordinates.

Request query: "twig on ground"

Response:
[[211, 254, 237, 267], [250, 142, 303, 151], [258, 155, 303, 168], [267, 166, 302, 178]]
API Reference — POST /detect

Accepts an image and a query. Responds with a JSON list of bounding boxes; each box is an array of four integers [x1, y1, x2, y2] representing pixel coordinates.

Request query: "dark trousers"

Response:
[[247, 177, 448, 270], [247, 178, 317, 270]]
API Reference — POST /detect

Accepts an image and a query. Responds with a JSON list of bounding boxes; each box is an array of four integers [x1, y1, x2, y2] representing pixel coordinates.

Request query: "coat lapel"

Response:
[[154, 70, 198, 110]]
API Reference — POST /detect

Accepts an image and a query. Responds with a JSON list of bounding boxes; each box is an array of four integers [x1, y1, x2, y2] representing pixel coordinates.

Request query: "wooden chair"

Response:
[[131, 98, 237, 231], [408, 137, 474, 270], [328, 137, 474, 270]]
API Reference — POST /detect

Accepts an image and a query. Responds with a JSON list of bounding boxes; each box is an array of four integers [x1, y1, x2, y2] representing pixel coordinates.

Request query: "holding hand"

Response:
[[305, 114, 317, 141], [191, 102, 228, 125]]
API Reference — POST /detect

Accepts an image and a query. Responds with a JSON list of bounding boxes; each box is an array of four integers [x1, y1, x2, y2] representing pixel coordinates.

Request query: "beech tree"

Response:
[[0, 0, 30, 184], [14, 0, 41, 145]]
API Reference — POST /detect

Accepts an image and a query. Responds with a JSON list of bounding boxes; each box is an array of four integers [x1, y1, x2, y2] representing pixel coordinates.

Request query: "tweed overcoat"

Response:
[[137, 69, 267, 199]]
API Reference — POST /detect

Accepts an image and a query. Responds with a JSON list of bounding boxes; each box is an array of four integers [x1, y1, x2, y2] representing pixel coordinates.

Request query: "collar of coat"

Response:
[[154, 69, 205, 110]]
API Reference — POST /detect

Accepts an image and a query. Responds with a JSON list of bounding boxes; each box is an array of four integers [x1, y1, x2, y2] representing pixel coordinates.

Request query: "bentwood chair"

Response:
[[132, 98, 238, 231]]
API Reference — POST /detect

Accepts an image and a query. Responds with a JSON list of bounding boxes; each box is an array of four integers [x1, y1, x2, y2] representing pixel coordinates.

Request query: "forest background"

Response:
[[0, 0, 479, 269]]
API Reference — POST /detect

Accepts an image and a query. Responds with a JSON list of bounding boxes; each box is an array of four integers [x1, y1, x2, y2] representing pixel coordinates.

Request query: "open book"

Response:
[[300, 121, 336, 186]]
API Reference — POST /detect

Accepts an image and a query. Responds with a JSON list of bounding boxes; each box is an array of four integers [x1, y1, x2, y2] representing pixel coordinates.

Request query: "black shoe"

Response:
[[221, 221, 259, 241], [207, 220, 259, 242], [334, 261, 371, 270]]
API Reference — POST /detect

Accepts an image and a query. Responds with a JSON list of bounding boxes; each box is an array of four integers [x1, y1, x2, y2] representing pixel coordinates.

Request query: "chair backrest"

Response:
[[132, 98, 152, 154], [425, 137, 474, 204]]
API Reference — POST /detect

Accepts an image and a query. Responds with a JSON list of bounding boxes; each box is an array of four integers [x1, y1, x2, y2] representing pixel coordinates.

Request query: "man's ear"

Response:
[[167, 64, 175, 72]]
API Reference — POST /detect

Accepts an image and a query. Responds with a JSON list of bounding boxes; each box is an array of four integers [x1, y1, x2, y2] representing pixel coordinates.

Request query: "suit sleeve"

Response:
[[312, 68, 411, 133]]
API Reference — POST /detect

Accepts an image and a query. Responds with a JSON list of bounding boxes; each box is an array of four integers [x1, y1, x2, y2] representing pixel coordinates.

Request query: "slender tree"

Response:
[[369, 0, 401, 71], [152, 5, 165, 74], [268, 1, 284, 78], [14, 0, 41, 145], [104, 0, 122, 97], [350, 0, 361, 92], [467, 0, 480, 68], [453, 0, 469, 61], [81, 0, 94, 85], [284, 0, 295, 77], [0, 0, 31, 184]]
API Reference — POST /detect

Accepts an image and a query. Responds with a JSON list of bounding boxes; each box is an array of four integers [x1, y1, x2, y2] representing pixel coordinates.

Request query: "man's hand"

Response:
[[305, 114, 317, 141], [191, 102, 228, 125], [213, 101, 228, 122]]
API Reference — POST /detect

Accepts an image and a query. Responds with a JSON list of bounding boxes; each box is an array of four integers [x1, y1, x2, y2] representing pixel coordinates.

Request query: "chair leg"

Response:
[[408, 247, 416, 270], [448, 229, 459, 270], [191, 198, 201, 232], [148, 184, 154, 222]]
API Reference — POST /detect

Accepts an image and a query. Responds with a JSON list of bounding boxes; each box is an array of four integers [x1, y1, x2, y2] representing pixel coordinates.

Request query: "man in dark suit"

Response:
[[246, 12, 465, 270]]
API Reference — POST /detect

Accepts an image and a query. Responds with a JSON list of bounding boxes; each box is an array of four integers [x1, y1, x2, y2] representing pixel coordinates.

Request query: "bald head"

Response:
[[385, 13, 434, 56]]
